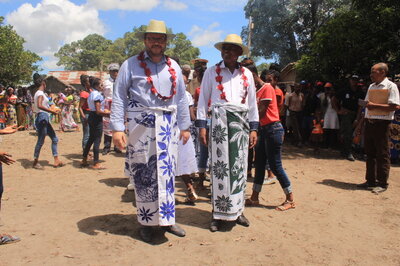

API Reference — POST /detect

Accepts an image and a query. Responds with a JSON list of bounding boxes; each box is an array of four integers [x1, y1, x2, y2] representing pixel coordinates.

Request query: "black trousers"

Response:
[[83, 112, 103, 163], [364, 119, 391, 188]]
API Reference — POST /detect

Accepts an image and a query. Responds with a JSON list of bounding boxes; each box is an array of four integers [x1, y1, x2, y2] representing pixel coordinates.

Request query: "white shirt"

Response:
[[364, 78, 400, 120], [33, 90, 49, 114], [103, 77, 114, 100], [185, 91, 194, 106], [196, 62, 259, 126]]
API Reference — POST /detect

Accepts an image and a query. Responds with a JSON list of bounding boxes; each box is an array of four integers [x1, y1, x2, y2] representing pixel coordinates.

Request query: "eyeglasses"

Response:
[[146, 36, 167, 43]]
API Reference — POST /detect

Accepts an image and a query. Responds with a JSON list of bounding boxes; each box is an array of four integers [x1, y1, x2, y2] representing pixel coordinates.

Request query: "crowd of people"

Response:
[[1, 19, 399, 245]]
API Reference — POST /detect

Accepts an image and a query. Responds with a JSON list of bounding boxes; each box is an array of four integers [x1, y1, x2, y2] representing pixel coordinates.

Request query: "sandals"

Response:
[[245, 198, 260, 207], [187, 188, 198, 202], [276, 200, 296, 211], [32, 163, 43, 170], [0, 235, 20, 245], [53, 162, 64, 168]]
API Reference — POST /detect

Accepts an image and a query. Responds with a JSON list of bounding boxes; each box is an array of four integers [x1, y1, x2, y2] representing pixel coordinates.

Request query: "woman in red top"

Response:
[[245, 65, 295, 211]]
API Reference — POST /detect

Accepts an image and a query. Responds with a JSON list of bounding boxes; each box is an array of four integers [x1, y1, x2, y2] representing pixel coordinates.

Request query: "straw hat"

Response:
[[136, 19, 175, 40], [214, 34, 249, 55]]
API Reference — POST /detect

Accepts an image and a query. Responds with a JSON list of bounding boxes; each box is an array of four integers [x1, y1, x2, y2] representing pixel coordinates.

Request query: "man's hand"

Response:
[[0, 152, 15, 165], [249, 131, 257, 149], [199, 128, 207, 146], [179, 130, 191, 145], [112, 131, 127, 151], [366, 101, 377, 109]]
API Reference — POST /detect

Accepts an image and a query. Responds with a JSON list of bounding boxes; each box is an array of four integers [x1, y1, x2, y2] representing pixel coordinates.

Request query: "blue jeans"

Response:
[[34, 112, 58, 159], [254, 122, 292, 194], [83, 112, 103, 163], [81, 112, 90, 150]]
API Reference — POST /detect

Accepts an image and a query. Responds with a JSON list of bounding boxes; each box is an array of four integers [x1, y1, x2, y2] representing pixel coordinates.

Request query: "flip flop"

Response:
[[53, 162, 64, 168], [0, 235, 20, 245], [275, 200, 296, 211]]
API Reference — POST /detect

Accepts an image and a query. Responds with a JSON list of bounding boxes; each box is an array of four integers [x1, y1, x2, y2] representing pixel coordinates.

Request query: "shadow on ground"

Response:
[[77, 214, 169, 245], [317, 179, 360, 190]]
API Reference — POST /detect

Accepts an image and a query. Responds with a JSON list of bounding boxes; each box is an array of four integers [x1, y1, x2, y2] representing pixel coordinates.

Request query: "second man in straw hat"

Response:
[[196, 34, 259, 232]]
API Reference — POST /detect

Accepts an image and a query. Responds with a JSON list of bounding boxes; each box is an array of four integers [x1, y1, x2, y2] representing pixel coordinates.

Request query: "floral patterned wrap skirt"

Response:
[[210, 103, 249, 221], [125, 105, 178, 226]]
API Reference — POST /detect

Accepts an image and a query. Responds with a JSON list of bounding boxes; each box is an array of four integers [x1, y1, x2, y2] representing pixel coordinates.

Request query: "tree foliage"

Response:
[[0, 17, 41, 86], [296, 0, 400, 81], [55, 26, 200, 70], [242, 0, 350, 65], [54, 34, 112, 70]]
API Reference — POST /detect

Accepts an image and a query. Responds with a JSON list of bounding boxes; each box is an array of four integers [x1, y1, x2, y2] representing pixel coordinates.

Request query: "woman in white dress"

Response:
[[176, 84, 198, 203], [322, 83, 340, 149]]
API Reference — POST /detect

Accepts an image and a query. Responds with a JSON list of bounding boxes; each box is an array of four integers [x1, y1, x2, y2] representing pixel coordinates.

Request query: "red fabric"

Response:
[[80, 91, 90, 111], [257, 84, 280, 126]]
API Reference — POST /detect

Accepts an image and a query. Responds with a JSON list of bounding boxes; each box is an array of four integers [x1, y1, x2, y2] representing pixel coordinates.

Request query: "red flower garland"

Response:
[[215, 61, 249, 104], [138, 51, 177, 101]]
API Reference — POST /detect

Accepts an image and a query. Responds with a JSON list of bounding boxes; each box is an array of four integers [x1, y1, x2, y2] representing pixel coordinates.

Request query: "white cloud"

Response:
[[6, 0, 105, 69], [41, 56, 63, 70], [162, 0, 187, 11], [191, 0, 246, 12], [188, 22, 223, 47], [87, 0, 159, 11]]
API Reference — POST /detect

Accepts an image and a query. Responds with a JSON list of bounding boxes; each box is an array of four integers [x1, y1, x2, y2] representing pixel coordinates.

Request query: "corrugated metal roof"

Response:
[[47, 71, 110, 85]]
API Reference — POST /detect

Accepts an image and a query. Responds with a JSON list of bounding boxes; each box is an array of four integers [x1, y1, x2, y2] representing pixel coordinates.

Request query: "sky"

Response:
[[0, 0, 251, 73]]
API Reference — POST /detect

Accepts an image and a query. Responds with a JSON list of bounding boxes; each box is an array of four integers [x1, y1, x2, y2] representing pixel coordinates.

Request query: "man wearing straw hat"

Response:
[[111, 19, 191, 242], [196, 34, 259, 232]]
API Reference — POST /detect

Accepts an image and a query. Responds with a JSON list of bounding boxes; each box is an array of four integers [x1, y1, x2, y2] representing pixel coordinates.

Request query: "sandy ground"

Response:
[[0, 128, 399, 266]]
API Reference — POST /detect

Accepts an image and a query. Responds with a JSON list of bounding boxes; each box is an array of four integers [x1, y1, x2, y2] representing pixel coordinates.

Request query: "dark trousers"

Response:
[[103, 135, 112, 151], [83, 112, 103, 163], [364, 119, 391, 188], [289, 110, 303, 145], [339, 112, 356, 155], [0, 164, 3, 209]]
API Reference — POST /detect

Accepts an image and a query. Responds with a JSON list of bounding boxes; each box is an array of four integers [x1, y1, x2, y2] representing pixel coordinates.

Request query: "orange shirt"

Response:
[[256, 84, 280, 126]]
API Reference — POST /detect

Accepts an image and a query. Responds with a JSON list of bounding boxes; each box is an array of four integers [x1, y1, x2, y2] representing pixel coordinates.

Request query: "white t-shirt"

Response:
[[33, 90, 49, 114]]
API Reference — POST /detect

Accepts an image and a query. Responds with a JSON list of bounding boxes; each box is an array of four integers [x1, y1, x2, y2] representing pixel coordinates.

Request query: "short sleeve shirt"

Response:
[[80, 90, 90, 111], [88, 90, 104, 111], [364, 78, 400, 120], [256, 84, 280, 126], [33, 90, 49, 114]]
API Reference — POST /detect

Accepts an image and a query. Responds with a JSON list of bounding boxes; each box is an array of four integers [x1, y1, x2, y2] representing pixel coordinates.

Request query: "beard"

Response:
[[146, 45, 165, 58]]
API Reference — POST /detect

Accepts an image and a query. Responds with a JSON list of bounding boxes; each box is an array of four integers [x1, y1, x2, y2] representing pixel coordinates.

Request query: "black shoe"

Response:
[[346, 154, 355, 161], [356, 182, 376, 190], [164, 224, 186, 237], [236, 214, 250, 227], [210, 219, 219, 232], [114, 148, 122, 153], [102, 149, 110, 155], [139, 226, 153, 243]]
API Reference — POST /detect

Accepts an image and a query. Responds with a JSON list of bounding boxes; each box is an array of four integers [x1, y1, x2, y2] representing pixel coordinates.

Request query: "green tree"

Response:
[[166, 33, 200, 66], [0, 17, 41, 85], [57, 26, 200, 70], [54, 34, 112, 70], [296, 0, 400, 82], [242, 0, 350, 65]]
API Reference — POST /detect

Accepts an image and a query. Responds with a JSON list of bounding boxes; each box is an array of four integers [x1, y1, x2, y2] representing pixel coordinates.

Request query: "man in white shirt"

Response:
[[102, 63, 120, 155], [196, 34, 258, 232], [358, 63, 400, 194]]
